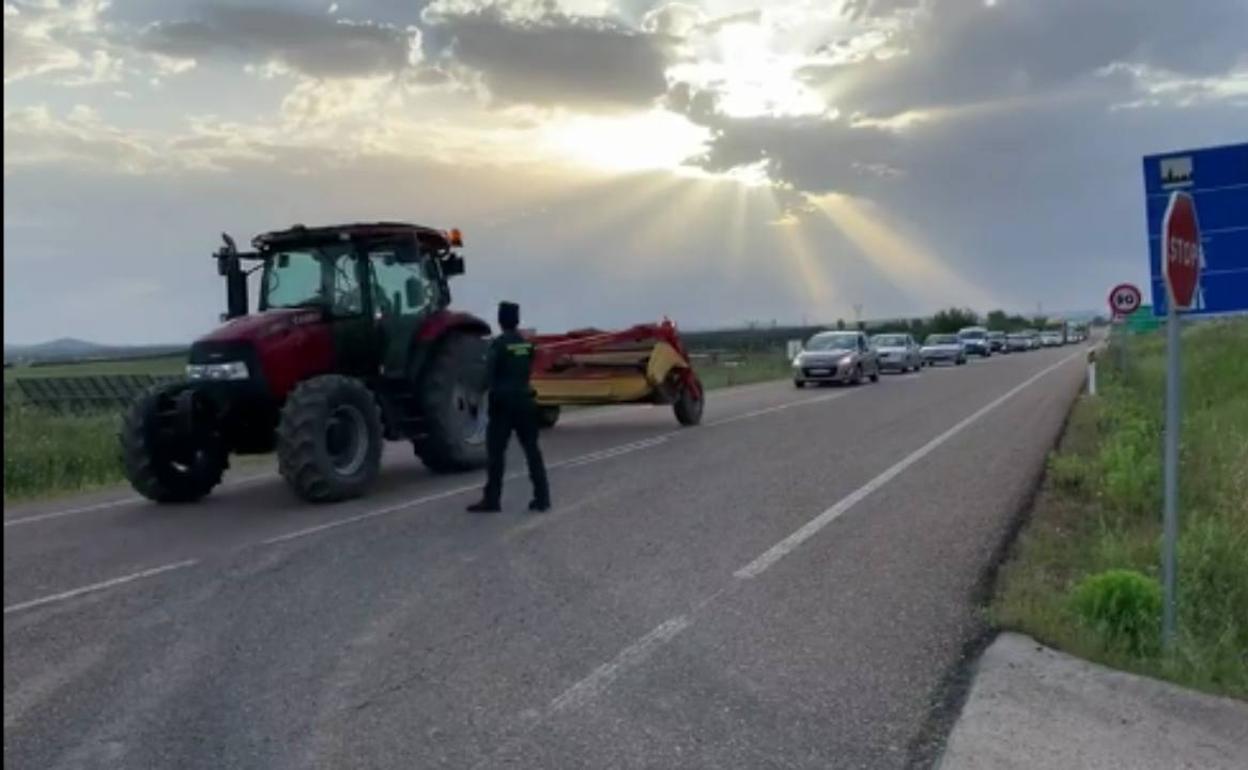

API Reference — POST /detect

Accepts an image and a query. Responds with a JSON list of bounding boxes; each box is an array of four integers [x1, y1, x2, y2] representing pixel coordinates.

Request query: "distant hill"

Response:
[[5, 338, 109, 359], [4, 338, 187, 365]]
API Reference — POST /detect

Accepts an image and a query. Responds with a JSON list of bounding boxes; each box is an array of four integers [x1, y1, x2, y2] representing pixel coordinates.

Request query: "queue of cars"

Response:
[[791, 324, 1086, 387]]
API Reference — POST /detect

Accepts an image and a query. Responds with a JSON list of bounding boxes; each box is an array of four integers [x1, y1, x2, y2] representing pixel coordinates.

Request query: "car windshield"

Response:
[[959, 330, 986, 339], [927, 335, 957, 345], [806, 333, 858, 351], [872, 335, 908, 347]]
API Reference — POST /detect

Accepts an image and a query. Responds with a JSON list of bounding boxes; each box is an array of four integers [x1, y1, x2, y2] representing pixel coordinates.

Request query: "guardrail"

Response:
[[11, 375, 182, 413]]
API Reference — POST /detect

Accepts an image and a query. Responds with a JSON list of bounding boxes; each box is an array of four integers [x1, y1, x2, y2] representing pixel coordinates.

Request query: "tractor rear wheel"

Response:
[[537, 406, 561, 429], [277, 375, 383, 502], [120, 383, 227, 503], [673, 376, 704, 426], [414, 333, 489, 473]]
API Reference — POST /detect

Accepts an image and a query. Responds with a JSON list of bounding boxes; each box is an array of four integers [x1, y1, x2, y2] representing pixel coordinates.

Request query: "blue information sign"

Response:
[[1143, 142, 1248, 317]]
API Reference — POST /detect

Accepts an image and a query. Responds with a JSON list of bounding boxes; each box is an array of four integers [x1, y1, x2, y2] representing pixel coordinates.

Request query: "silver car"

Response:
[[793, 331, 881, 387], [1005, 333, 1031, 352], [870, 333, 923, 373], [1040, 330, 1063, 347], [921, 334, 967, 366]]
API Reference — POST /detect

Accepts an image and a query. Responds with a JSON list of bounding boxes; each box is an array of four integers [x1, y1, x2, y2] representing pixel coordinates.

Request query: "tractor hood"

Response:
[[197, 308, 323, 345], [191, 308, 335, 399]]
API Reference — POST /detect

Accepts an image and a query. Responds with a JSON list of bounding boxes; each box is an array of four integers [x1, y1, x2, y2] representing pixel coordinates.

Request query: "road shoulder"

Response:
[[938, 632, 1248, 770]]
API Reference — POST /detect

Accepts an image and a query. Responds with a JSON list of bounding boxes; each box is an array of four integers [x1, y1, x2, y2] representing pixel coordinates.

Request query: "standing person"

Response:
[[467, 301, 551, 513]]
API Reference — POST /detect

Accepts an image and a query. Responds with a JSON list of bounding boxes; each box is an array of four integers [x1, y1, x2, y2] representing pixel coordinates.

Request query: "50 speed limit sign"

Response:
[[1108, 283, 1143, 318]]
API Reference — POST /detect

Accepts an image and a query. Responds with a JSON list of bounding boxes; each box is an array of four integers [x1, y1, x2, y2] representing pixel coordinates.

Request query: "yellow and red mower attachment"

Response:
[[526, 318, 704, 426]]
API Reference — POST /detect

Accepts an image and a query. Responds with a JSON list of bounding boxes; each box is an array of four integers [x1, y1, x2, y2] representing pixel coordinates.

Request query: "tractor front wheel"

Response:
[[414, 333, 489, 473], [277, 375, 383, 503], [120, 383, 227, 503], [673, 376, 704, 426]]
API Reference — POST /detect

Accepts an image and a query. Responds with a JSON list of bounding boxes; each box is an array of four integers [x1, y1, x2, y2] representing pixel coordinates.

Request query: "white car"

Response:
[[1040, 331, 1063, 347]]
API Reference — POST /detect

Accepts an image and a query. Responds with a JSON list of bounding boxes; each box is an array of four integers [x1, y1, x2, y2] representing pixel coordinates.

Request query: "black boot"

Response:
[[528, 499, 551, 513], [467, 500, 501, 514]]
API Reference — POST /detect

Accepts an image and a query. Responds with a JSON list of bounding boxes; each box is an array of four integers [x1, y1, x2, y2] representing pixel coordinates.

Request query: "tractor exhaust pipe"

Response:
[[216, 233, 249, 320]]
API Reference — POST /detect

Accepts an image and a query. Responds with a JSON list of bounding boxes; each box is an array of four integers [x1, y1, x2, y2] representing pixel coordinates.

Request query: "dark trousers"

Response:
[[483, 398, 550, 506]]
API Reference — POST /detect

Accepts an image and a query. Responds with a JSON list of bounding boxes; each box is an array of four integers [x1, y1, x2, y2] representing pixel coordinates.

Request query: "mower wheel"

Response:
[[120, 383, 227, 503], [673, 376, 704, 426], [414, 333, 490, 473], [537, 406, 561, 429], [277, 375, 383, 502]]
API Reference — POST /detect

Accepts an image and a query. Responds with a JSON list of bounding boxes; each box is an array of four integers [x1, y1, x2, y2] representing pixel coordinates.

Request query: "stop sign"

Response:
[[1162, 191, 1202, 311]]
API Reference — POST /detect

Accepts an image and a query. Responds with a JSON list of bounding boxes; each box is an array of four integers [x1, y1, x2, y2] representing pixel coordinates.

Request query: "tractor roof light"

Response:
[[448, 228, 464, 247]]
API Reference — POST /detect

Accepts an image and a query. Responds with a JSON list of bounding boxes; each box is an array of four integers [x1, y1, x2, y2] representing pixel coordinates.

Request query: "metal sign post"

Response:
[[1159, 190, 1203, 651], [1107, 283, 1141, 375]]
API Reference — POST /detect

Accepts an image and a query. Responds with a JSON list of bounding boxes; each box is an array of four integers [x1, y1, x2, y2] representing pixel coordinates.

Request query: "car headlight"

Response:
[[839, 355, 854, 366], [186, 361, 250, 381]]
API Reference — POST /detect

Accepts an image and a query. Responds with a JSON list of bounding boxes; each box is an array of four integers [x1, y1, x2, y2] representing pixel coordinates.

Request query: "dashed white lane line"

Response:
[[534, 351, 1081, 719], [548, 615, 692, 713], [734, 350, 1082, 580], [3, 560, 199, 615], [707, 389, 849, 427]]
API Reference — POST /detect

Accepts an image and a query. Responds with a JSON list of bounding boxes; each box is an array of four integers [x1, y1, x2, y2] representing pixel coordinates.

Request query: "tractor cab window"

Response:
[[262, 245, 363, 317], [368, 247, 434, 318]]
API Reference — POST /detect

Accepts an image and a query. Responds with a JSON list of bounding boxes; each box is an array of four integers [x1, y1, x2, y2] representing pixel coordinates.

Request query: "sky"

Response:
[[4, 0, 1246, 344]]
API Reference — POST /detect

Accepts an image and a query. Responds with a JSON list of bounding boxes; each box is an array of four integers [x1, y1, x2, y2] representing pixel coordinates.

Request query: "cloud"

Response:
[[3, 105, 164, 173], [423, 0, 677, 110], [3, 0, 109, 83], [804, 0, 1248, 120], [136, 4, 422, 79]]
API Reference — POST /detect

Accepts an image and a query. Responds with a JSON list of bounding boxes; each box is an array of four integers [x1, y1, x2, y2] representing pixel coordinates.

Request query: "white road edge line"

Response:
[[549, 615, 691, 713], [4, 473, 271, 529], [734, 350, 1082, 580], [3, 559, 199, 615]]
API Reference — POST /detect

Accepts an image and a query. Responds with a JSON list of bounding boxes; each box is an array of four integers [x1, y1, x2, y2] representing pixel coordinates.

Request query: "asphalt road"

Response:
[[4, 344, 1088, 769]]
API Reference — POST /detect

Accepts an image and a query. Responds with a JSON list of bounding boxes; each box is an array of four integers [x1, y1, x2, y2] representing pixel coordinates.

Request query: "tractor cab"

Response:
[[213, 223, 468, 381]]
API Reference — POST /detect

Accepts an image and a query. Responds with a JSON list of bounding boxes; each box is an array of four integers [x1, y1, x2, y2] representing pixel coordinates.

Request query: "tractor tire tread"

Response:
[[413, 333, 488, 473], [277, 375, 382, 503], [120, 382, 226, 503]]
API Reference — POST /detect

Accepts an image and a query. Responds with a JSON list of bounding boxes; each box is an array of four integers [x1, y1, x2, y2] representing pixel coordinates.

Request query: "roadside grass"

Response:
[[993, 318, 1248, 699], [4, 352, 793, 503], [696, 354, 791, 390], [3, 404, 123, 503]]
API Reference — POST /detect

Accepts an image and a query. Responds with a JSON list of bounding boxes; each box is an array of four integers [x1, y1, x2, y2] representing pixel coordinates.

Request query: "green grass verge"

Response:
[[4, 405, 124, 502], [993, 318, 1248, 699], [696, 354, 792, 390]]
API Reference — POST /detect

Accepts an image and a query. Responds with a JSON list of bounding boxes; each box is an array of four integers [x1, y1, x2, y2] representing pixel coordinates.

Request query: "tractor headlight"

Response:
[[186, 361, 250, 381]]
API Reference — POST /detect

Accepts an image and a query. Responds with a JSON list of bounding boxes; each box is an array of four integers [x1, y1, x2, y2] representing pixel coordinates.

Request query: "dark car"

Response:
[[957, 327, 992, 357]]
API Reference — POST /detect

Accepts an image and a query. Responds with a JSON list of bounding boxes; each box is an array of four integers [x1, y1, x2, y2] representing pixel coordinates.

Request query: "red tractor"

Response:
[[120, 223, 492, 503]]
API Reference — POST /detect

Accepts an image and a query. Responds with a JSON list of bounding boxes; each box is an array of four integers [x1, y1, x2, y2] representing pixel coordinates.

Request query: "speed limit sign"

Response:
[[1108, 283, 1143, 318]]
